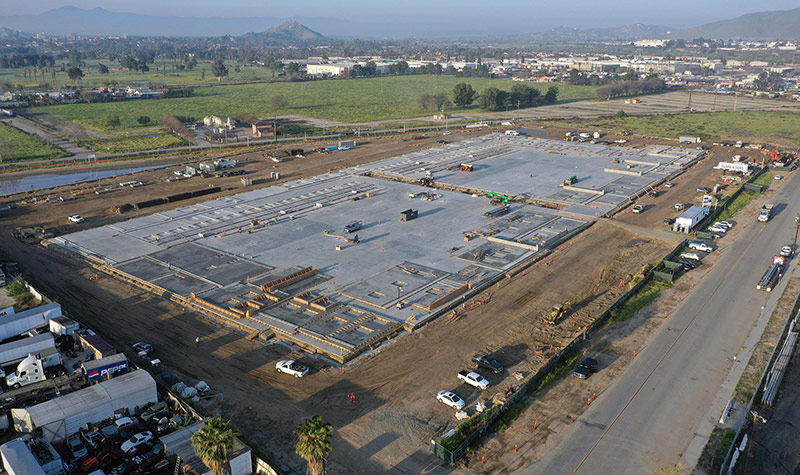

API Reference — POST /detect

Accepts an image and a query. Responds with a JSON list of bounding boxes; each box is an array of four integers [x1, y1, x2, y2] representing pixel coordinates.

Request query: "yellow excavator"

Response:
[[544, 301, 571, 325]]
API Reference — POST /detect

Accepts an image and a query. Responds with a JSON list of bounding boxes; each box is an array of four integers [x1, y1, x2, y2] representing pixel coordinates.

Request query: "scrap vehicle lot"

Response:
[[0, 132, 708, 472]]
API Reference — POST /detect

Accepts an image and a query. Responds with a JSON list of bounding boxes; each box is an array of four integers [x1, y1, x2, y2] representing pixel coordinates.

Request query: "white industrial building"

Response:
[[674, 206, 710, 233], [0, 437, 62, 475], [306, 63, 354, 76], [11, 369, 157, 442], [160, 421, 252, 475], [0, 303, 61, 342]]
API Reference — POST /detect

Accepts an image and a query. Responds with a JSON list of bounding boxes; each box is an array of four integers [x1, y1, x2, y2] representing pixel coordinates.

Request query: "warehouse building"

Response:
[[11, 369, 157, 442]]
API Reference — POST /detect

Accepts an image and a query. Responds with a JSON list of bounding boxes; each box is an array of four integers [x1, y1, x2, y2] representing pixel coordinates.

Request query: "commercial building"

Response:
[[11, 369, 157, 442], [0, 437, 62, 475]]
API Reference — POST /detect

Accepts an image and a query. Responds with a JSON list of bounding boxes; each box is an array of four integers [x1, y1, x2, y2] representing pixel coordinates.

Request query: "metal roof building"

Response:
[[0, 302, 61, 342], [11, 369, 157, 442], [160, 421, 251, 475]]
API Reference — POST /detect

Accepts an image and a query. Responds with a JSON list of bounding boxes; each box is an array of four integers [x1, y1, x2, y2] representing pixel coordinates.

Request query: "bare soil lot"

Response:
[[0, 131, 720, 473]]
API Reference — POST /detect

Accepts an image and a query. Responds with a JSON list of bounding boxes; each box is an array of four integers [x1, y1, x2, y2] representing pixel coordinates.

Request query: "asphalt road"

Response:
[[528, 173, 800, 475]]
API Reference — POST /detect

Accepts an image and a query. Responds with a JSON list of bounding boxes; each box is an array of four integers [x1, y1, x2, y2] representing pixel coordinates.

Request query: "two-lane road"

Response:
[[529, 173, 800, 474]]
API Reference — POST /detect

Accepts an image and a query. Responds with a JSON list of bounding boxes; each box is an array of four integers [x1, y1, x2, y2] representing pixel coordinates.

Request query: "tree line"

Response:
[[418, 82, 559, 112], [596, 77, 665, 100]]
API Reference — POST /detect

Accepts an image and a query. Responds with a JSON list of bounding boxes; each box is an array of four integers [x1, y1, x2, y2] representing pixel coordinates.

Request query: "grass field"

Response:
[[0, 60, 282, 89], [0, 122, 70, 162], [76, 129, 187, 153], [35, 76, 597, 131], [556, 111, 800, 147]]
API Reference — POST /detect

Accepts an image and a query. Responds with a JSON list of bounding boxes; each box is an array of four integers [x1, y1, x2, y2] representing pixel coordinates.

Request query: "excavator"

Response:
[[544, 301, 571, 325]]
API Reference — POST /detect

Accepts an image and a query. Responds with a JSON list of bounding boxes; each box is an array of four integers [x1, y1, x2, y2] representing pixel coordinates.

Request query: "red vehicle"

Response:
[[80, 451, 119, 474]]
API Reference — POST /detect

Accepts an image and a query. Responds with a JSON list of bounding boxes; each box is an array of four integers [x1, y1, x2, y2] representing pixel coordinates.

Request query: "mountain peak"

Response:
[[264, 20, 326, 41]]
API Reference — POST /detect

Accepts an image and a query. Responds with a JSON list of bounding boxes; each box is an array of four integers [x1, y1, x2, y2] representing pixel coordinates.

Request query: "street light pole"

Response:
[[793, 214, 800, 258]]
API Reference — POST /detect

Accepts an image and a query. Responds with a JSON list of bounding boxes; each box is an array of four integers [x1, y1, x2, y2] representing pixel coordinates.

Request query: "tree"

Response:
[[350, 64, 363, 77], [544, 85, 559, 104], [418, 93, 435, 111], [211, 58, 228, 79], [614, 110, 627, 119], [294, 416, 332, 475], [452, 83, 475, 107], [97, 63, 109, 75], [191, 417, 239, 475], [479, 87, 506, 111], [270, 93, 287, 110], [66, 67, 84, 83], [285, 62, 301, 77], [137, 116, 151, 125], [105, 114, 121, 128]]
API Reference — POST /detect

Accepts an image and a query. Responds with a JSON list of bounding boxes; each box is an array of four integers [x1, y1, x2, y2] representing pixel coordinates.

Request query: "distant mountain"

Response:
[[261, 21, 326, 42], [675, 8, 800, 40], [526, 24, 672, 42], [0, 6, 331, 39]]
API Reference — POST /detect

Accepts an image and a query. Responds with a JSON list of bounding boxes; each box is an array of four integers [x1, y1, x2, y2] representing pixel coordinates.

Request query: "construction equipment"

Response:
[[459, 163, 474, 172], [562, 175, 578, 186], [544, 301, 572, 325], [487, 192, 509, 204]]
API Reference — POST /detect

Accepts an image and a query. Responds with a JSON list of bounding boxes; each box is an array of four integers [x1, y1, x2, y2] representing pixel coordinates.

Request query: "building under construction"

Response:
[[50, 135, 703, 361]]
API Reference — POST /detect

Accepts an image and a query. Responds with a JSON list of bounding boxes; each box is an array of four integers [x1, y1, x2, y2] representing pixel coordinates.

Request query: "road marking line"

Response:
[[573, 225, 765, 474]]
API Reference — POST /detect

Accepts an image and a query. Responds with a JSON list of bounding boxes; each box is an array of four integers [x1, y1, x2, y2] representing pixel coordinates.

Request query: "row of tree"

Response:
[[596, 77, 665, 100], [419, 83, 559, 112]]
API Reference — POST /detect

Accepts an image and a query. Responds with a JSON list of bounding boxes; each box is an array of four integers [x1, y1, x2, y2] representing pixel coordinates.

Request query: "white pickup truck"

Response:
[[276, 360, 309, 378], [457, 370, 490, 390]]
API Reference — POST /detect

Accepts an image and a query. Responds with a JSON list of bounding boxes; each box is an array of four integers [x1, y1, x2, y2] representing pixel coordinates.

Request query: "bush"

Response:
[[137, 116, 151, 125], [6, 276, 27, 296], [105, 114, 121, 128], [615, 110, 627, 119]]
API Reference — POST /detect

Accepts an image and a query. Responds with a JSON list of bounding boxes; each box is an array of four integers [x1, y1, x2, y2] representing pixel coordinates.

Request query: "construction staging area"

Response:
[[50, 134, 703, 360]]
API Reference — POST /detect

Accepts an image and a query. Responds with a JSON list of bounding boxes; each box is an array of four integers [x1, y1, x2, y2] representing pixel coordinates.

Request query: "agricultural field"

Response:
[[0, 122, 69, 162], [35, 76, 597, 131], [557, 110, 800, 147], [75, 129, 187, 153], [0, 60, 281, 89]]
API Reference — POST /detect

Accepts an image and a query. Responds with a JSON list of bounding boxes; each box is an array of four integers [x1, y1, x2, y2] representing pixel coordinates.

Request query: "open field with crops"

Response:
[[35, 76, 597, 130], [0, 122, 70, 162], [75, 129, 187, 153], [556, 110, 800, 147]]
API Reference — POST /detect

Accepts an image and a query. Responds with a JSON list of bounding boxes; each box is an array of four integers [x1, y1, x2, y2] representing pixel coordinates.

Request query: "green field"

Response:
[[36, 76, 597, 131], [556, 110, 800, 147], [0, 60, 282, 89], [76, 129, 187, 153], [0, 122, 69, 162]]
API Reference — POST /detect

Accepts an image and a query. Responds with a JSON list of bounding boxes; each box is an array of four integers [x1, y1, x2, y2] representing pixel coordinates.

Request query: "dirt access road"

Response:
[[0, 132, 708, 473]]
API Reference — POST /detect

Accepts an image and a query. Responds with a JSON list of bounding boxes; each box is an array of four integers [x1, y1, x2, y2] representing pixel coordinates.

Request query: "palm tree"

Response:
[[294, 416, 332, 475], [191, 416, 239, 475]]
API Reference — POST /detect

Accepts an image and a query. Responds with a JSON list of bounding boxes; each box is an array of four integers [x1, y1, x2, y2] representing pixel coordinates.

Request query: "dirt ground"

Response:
[[0, 130, 726, 473]]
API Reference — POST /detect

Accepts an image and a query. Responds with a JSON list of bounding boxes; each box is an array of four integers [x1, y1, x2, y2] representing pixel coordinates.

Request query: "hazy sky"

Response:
[[4, 0, 799, 29]]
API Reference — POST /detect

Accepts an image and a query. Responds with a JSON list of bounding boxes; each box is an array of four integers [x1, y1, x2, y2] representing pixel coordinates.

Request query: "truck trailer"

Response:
[[5, 352, 64, 388], [83, 354, 129, 383], [0, 333, 59, 371], [756, 255, 786, 292]]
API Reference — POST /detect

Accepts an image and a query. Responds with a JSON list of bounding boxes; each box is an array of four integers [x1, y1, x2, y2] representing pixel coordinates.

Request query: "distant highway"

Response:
[[528, 172, 800, 474]]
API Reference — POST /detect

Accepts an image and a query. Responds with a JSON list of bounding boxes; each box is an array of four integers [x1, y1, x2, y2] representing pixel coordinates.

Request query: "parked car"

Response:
[[69, 215, 85, 223], [573, 358, 598, 380], [80, 451, 119, 474], [436, 391, 466, 410], [688, 241, 713, 252], [664, 182, 675, 188], [674, 203, 685, 211], [780, 245, 793, 257], [132, 342, 153, 355], [276, 360, 309, 378], [717, 221, 734, 229], [81, 430, 104, 450], [677, 259, 699, 270], [632, 204, 644, 214], [457, 370, 490, 390], [707, 225, 728, 234], [67, 434, 89, 459], [472, 354, 503, 374], [121, 431, 154, 453], [664, 217, 675, 226], [696, 187, 711, 193], [115, 416, 137, 430], [680, 252, 702, 261], [648, 189, 659, 197]]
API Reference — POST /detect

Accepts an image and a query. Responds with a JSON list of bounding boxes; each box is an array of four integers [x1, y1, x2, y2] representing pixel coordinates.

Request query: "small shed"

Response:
[[77, 331, 116, 359], [673, 206, 709, 233], [0, 437, 61, 475], [400, 209, 418, 221], [160, 421, 251, 475]]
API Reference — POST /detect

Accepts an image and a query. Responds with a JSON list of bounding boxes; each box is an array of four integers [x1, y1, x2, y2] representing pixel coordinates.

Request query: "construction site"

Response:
[[48, 134, 703, 362]]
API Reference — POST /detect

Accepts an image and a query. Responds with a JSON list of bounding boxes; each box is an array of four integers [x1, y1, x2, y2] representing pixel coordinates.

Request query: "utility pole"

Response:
[[793, 214, 800, 258]]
